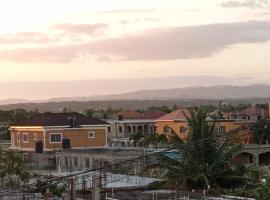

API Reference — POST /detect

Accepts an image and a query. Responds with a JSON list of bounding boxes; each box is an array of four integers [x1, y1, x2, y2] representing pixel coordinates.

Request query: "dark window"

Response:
[[22, 133, 28, 143], [119, 126, 123, 133], [180, 126, 188, 133], [50, 133, 62, 143], [108, 127, 111, 133], [88, 131, 95, 139], [163, 126, 170, 133]]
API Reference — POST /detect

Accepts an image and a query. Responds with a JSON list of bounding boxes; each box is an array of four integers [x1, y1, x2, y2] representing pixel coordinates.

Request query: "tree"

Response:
[[130, 132, 144, 146], [84, 108, 95, 117], [0, 149, 30, 188], [172, 104, 178, 111], [155, 108, 261, 195], [253, 119, 270, 144], [10, 109, 31, 123]]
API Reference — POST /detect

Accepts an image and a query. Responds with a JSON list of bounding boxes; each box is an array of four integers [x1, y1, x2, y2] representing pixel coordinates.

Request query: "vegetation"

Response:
[[0, 148, 31, 188], [35, 179, 67, 197], [252, 119, 270, 144], [153, 108, 263, 197], [84, 107, 123, 119]]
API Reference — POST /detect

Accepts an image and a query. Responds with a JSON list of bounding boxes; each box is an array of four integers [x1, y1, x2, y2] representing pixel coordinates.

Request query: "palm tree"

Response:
[[155, 108, 261, 195]]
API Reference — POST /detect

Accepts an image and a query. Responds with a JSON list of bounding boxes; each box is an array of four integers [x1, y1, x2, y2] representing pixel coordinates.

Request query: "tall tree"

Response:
[[156, 108, 261, 195]]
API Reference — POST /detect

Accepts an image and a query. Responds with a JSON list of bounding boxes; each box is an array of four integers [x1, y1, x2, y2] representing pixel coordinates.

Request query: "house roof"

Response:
[[12, 112, 108, 127], [156, 108, 190, 121], [117, 111, 142, 119], [223, 106, 269, 117], [116, 110, 166, 120], [142, 111, 166, 119]]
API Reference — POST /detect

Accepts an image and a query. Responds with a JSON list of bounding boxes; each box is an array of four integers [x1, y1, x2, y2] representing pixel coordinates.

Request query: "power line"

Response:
[[0, 148, 172, 197]]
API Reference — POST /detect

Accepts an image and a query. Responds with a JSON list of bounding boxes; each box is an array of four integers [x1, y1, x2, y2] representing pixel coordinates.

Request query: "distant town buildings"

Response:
[[222, 106, 269, 121]]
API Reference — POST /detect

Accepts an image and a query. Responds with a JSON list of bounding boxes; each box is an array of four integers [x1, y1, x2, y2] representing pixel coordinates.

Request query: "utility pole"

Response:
[[91, 161, 103, 200], [91, 174, 102, 200], [70, 176, 76, 200]]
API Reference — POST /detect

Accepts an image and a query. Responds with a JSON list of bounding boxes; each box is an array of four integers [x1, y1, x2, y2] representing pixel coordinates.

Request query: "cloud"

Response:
[[52, 23, 108, 36], [222, 0, 269, 8], [87, 20, 270, 61], [0, 23, 109, 46], [0, 32, 52, 44], [98, 9, 156, 14], [0, 20, 270, 63], [0, 45, 79, 63]]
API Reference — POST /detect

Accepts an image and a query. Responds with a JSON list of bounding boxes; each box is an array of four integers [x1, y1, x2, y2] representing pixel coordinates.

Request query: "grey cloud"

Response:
[[222, 0, 269, 8], [0, 20, 270, 63], [87, 20, 270, 61], [52, 23, 108, 36]]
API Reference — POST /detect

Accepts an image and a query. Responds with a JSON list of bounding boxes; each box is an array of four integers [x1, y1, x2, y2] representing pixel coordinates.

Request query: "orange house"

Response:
[[155, 109, 255, 144], [155, 109, 190, 140], [9, 112, 109, 152]]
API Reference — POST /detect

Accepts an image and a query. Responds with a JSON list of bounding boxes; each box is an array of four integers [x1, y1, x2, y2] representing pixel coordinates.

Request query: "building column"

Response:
[[130, 125, 134, 135], [57, 157, 61, 173], [254, 154, 259, 165]]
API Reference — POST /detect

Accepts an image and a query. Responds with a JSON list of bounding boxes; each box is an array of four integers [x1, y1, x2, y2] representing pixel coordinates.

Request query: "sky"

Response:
[[0, 0, 270, 99]]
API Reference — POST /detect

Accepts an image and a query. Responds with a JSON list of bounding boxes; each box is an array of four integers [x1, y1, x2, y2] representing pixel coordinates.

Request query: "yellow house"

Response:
[[9, 112, 109, 152], [155, 109, 190, 140], [155, 109, 255, 144]]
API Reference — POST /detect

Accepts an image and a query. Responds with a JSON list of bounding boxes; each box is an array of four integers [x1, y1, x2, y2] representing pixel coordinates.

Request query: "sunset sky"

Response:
[[0, 0, 270, 99]]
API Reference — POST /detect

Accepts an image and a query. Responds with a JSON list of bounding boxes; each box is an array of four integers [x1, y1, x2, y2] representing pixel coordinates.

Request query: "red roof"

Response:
[[224, 106, 269, 117], [117, 110, 166, 120], [142, 111, 166, 119], [157, 108, 190, 121]]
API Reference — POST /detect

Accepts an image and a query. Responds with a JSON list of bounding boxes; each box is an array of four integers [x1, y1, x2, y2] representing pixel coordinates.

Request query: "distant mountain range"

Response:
[[97, 84, 270, 100], [1, 84, 270, 106], [0, 75, 258, 100], [0, 98, 31, 106]]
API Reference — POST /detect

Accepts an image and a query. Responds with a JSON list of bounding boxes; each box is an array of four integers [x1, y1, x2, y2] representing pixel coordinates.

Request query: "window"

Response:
[[119, 126, 123, 133], [180, 126, 188, 133], [108, 127, 111, 133], [163, 126, 170, 133], [50, 133, 62, 143], [17, 133, 20, 142], [34, 133, 37, 140], [22, 133, 28, 143], [216, 126, 226, 134], [88, 131, 95, 139]]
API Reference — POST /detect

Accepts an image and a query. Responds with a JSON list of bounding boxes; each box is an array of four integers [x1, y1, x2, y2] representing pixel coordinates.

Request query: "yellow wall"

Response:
[[156, 121, 189, 140], [10, 126, 107, 151], [11, 128, 43, 150], [155, 120, 254, 144], [45, 128, 106, 150]]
